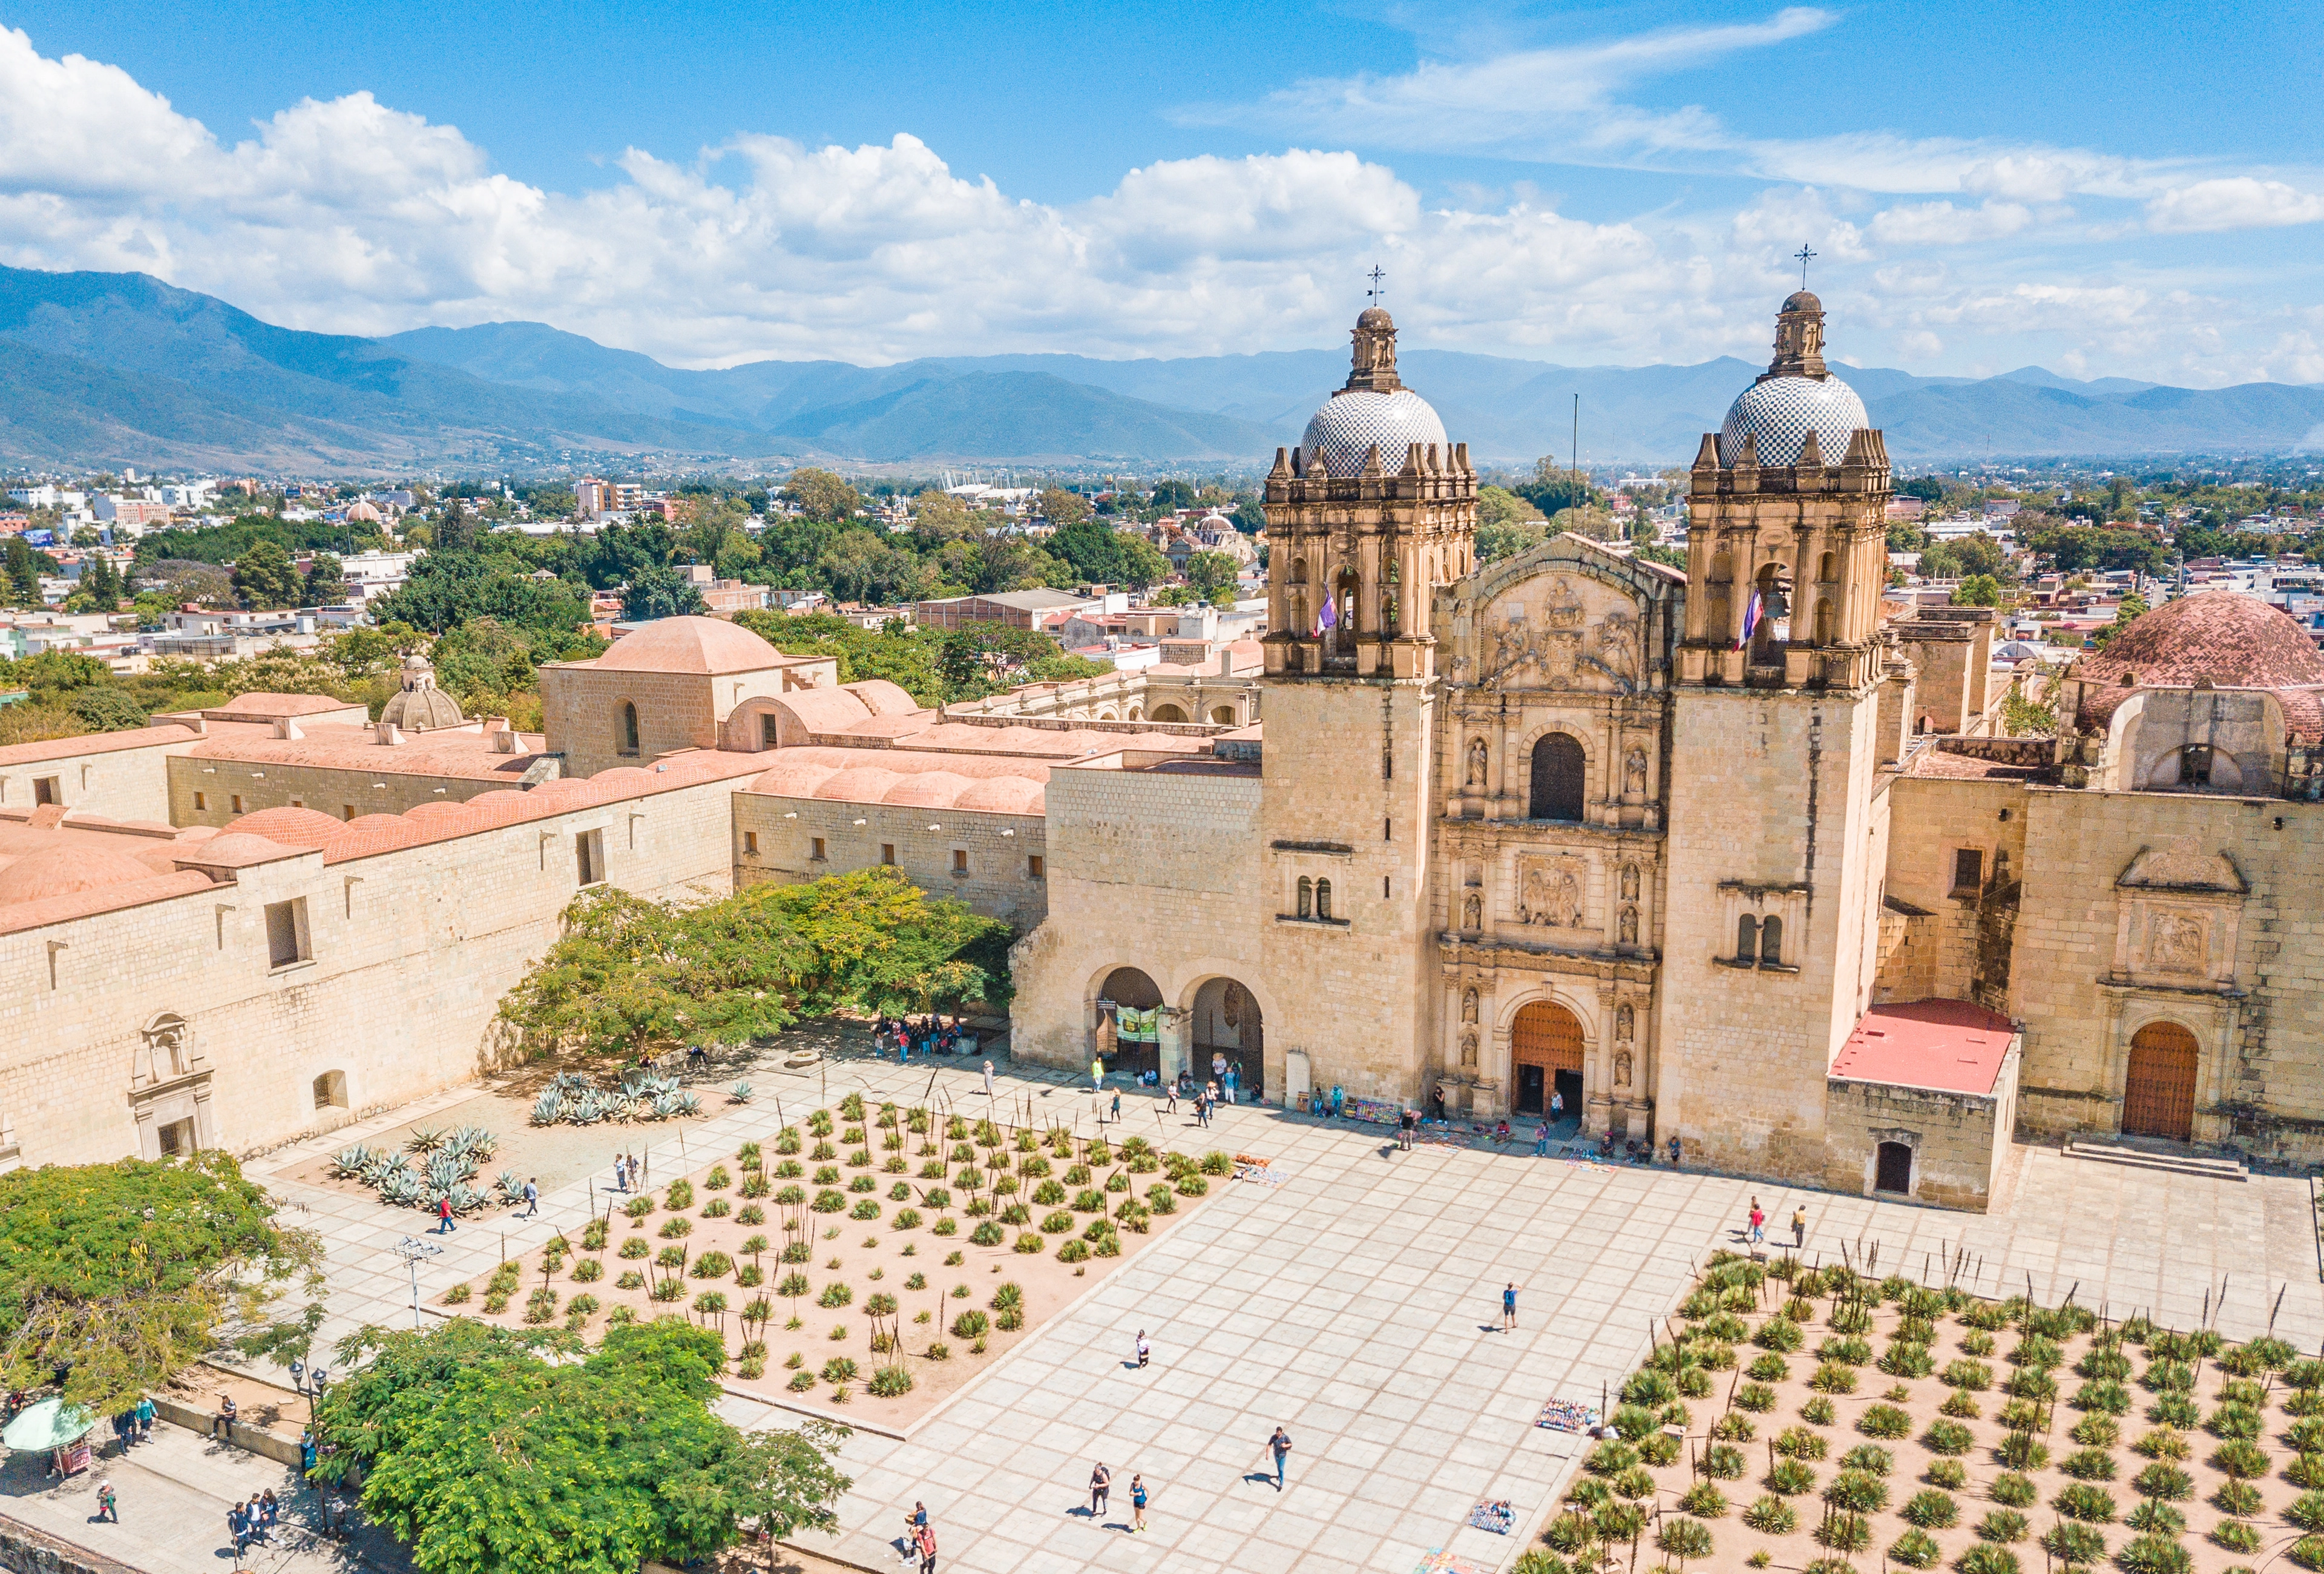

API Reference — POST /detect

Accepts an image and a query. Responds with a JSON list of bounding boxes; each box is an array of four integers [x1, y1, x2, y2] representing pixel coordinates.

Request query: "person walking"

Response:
[[1130, 1473, 1148, 1533], [1532, 1121, 1550, 1157], [1502, 1282, 1518, 1332], [1109, 1088, 1121, 1125], [94, 1478, 117, 1523], [614, 1154, 629, 1193], [1165, 1079, 1179, 1116], [1091, 1056, 1105, 1095], [227, 1503, 246, 1556], [1747, 1198, 1765, 1245], [916, 1521, 937, 1574], [1089, 1460, 1111, 1516], [1135, 1329, 1151, 1368], [523, 1177, 539, 1217], [1550, 1087, 1564, 1123], [134, 1395, 153, 1442], [628, 1153, 642, 1192], [1266, 1426, 1292, 1491], [1791, 1204, 1807, 1249], [1398, 1106, 1415, 1150], [435, 1194, 455, 1234], [983, 1059, 996, 1099]]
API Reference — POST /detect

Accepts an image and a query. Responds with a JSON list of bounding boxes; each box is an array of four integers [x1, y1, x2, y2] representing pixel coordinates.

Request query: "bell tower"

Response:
[[1255, 304, 1476, 1111]]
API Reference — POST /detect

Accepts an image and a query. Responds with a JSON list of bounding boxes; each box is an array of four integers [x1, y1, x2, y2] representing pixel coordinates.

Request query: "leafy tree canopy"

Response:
[[1037, 488, 1093, 529], [496, 868, 1009, 1062], [231, 538, 306, 610], [131, 513, 388, 567], [620, 564, 709, 622], [0, 1153, 324, 1415], [369, 552, 595, 636], [783, 468, 864, 524]]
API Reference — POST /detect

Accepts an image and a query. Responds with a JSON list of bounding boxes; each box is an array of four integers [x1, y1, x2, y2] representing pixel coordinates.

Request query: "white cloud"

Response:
[[2145, 177, 2324, 234], [1867, 199, 2034, 249]]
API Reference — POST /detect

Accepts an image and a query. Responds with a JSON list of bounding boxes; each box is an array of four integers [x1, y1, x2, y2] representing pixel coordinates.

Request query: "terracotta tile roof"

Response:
[[1831, 999, 2017, 1095], [2077, 590, 2324, 691], [1908, 751, 2043, 781], [185, 722, 549, 781], [0, 720, 203, 768]]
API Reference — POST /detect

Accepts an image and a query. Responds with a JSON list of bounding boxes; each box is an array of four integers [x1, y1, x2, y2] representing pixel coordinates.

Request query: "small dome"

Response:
[[381, 683, 465, 733], [0, 846, 161, 905], [954, 776, 1046, 814], [1782, 289, 1823, 314], [1357, 306, 1393, 331], [1718, 375, 1869, 467], [346, 500, 384, 522], [176, 832, 287, 865], [229, 806, 347, 846], [596, 615, 786, 675], [882, 772, 973, 808], [1301, 389, 1449, 476]]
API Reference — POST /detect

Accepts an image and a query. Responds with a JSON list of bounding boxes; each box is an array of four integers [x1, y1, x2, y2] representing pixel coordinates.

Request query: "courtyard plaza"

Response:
[[207, 1032, 2320, 1574]]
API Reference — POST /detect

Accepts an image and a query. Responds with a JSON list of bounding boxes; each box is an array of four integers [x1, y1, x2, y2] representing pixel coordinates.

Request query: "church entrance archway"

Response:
[[2122, 1021, 2198, 1142], [1190, 977, 1263, 1104], [1874, 1141, 1913, 1196], [1529, 735, 1586, 822], [1095, 967, 1163, 1081], [1511, 1001, 1584, 1119]]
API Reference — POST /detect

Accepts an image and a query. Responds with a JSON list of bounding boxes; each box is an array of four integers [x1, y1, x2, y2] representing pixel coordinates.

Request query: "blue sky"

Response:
[[0, 1, 2318, 383]]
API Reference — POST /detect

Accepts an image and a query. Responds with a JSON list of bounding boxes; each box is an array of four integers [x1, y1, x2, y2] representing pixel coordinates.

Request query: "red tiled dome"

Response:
[[230, 806, 348, 846], [2078, 590, 2324, 690], [595, 616, 784, 674], [0, 846, 162, 904]]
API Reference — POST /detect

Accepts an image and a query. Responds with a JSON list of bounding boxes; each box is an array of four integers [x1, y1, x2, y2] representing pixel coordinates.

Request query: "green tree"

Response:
[[721, 1421, 855, 1572], [0, 1154, 325, 1417], [303, 552, 347, 604], [79, 553, 121, 609], [1517, 458, 1598, 517], [370, 554, 595, 636], [1150, 480, 1196, 510], [67, 687, 148, 731], [317, 1317, 748, 1574], [1474, 486, 1549, 563], [783, 468, 864, 524], [2088, 592, 2148, 650], [1231, 500, 1266, 534], [1952, 573, 2003, 607], [1037, 489, 1093, 529], [232, 539, 304, 609], [620, 565, 709, 622], [817, 529, 932, 605], [581, 523, 677, 590], [4, 536, 41, 605], [908, 489, 978, 542], [433, 501, 482, 554], [1184, 550, 1241, 601]]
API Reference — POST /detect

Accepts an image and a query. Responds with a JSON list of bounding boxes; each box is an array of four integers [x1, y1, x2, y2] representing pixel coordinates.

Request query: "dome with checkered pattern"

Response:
[[1717, 375, 1868, 467], [1300, 389, 1449, 476]]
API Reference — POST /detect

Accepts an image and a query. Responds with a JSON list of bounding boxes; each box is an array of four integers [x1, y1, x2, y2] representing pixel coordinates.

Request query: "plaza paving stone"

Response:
[[232, 1047, 2322, 1574]]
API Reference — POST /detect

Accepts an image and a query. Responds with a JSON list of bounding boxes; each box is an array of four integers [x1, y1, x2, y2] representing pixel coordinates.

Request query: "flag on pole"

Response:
[[1738, 590, 1760, 651], [1316, 592, 1338, 636]]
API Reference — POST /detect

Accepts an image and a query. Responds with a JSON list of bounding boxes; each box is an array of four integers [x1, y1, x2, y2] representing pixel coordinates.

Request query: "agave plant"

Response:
[[671, 1092, 702, 1117], [494, 1170, 524, 1205], [330, 1144, 375, 1178], [404, 1126, 445, 1154], [445, 1182, 488, 1214], [532, 1090, 564, 1125], [446, 1125, 497, 1159], [730, 1083, 753, 1105]]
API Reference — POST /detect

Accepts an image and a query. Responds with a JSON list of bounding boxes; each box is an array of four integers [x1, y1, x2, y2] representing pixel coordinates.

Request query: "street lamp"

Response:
[[395, 1236, 444, 1330]]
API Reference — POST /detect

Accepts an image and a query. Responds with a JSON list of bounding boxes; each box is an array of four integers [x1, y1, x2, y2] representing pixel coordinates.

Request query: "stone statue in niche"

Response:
[[1613, 1049, 1633, 1088], [2150, 912, 2205, 973], [1466, 737, 1489, 787], [1623, 748, 1648, 799], [1595, 610, 1641, 689], [1615, 1003, 1634, 1041], [139, 1013, 192, 1084], [1459, 1032, 1479, 1068], [1518, 860, 1582, 928], [1618, 905, 1638, 948], [1462, 987, 1479, 1024], [1620, 863, 1641, 902], [1462, 893, 1482, 930]]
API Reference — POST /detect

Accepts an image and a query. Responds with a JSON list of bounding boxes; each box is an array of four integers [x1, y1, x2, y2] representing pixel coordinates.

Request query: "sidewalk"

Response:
[[0, 1419, 409, 1574]]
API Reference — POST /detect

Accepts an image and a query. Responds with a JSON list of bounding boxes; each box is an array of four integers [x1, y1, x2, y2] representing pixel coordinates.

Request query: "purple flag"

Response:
[[1316, 592, 1338, 635], [1738, 590, 1760, 651]]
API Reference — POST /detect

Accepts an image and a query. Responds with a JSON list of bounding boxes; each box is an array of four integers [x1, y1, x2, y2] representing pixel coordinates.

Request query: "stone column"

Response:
[[1156, 1007, 1190, 1087]]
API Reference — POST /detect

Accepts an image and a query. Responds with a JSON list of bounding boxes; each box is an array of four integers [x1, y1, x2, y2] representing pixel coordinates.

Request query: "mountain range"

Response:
[[2, 265, 2321, 474]]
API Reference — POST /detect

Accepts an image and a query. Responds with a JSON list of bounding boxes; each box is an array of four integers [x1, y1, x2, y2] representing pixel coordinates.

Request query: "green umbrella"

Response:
[[2, 1397, 95, 1452]]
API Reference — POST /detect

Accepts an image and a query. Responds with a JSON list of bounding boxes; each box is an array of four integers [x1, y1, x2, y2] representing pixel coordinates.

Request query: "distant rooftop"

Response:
[[1831, 999, 2017, 1096]]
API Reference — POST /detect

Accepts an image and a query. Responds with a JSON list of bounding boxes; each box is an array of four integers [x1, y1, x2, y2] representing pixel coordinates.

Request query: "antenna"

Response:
[[1793, 243, 1817, 289], [1365, 263, 1387, 305]]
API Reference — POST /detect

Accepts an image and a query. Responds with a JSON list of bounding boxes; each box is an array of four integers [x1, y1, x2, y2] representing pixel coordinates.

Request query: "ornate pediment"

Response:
[[2116, 837, 2247, 894], [1475, 574, 1646, 694]]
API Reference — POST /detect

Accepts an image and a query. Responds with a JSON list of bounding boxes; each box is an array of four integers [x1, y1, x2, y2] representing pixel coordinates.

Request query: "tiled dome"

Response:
[[0, 846, 160, 904], [1718, 375, 1869, 467], [1301, 389, 1448, 476]]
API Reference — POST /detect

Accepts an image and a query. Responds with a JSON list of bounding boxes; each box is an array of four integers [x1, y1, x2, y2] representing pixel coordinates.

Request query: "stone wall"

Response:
[[0, 774, 744, 1168], [732, 791, 1049, 931], [1008, 755, 1267, 1082], [0, 729, 198, 822], [1656, 685, 1885, 1180], [165, 753, 531, 825], [1880, 774, 2030, 1007], [543, 661, 827, 780]]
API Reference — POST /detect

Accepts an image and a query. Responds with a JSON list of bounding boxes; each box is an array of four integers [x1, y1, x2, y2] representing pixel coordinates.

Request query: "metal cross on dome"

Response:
[[1366, 264, 1387, 305], [1793, 243, 1816, 289]]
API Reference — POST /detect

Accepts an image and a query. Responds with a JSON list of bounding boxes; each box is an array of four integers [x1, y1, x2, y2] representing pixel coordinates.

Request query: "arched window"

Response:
[[1315, 878, 1333, 920], [1297, 877, 1313, 918], [1813, 598, 1837, 645], [1759, 916, 1784, 966], [2180, 745, 2213, 786], [1735, 915, 1760, 963], [1210, 706, 1236, 724], [617, 702, 640, 756], [1817, 551, 1837, 584], [312, 1070, 348, 1110], [1529, 734, 1586, 822]]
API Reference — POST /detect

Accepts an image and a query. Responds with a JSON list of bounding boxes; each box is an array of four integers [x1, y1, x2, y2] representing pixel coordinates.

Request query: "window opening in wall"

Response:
[[1297, 877, 1313, 918], [231, 794, 244, 814], [33, 776, 58, 806], [1315, 878, 1333, 921], [761, 714, 780, 749], [617, 702, 640, 757], [1735, 915, 1759, 963], [951, 849, 968, 874], [2181, 744, 2213, 786], [290, 799, 304, 809], [264, 898, 310, 969], [881, 843, 896, 866], [1382, 875, 1390, 898], [342, 805, 356, 819], [1759, 915, 1784, 966], [313, 1070, 348, 1110], [811, 837, 827, 861], [1529, 734, 1586, 822], [743, 831, 758, 855], [1952, 848, 1984, 895], [1028, 855, 1045, 880], [157, 1118, 194, 1157], [576, 829, 605, 886], [194, 792, 207, 811]]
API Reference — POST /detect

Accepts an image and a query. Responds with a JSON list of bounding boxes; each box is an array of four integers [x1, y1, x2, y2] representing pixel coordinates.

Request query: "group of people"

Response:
[[226, 1490, 284, 1553], [609, 1151, 644, 1194], [107, 1397, 156, 1448], [1745, 1196, 1810, 1250], [1591, 1130, 1684, 1167], [894, 1500, 937, 1571], [878, 1015, 967, 1063]]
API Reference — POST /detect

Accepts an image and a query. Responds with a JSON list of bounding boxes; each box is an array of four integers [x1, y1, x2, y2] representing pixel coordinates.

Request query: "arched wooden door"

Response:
[[2122, 1021, 2199, 1142], [1511, 1001, 1584, 1118]]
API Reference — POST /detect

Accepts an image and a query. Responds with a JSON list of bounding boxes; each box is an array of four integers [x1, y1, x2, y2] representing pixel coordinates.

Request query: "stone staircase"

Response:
[[2063, 1136, 2248, 1181]]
